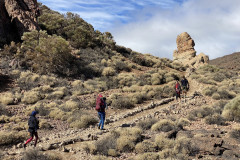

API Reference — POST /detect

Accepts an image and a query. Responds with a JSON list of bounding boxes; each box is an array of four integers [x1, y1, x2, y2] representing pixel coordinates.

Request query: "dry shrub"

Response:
[[151, 73, 164, 85], [212, 93, 221, 100], [204, 114, 226, 125], [151, 119, 175, 132], [173, 136, 198, 157], [0, 92, 14, 105], [135, 140, 156, 153], [117, 73, 137, 87], [222, 95, 240, 121], [129, 92, 146, 104], [187, 106, 213, 120], [203, 86, 217, 96], [70, 115, 98, 129], [92, 155, 111, 160], [83, 79, 107, 93], [216, 89, 236, 100], [49, 108, 65, 120], [137, 118, 157, 130], [116, 136, 136, 152], [116, 127, 143, 152], [22, 91, 41, 104], [0, 115, 10, 123], [64, 100, 79, 111], [83, 142, 97, 154], [197, 78, 216, 85], [46, 90, 64, 100], [94, 132, 119, 156], [102, 67, 115, 76], [40, 119, 53, 130], [23, 149, 62, 160], [155, 134, 174, 150], [229, 128, 240, 141], [0, 131, 26, 145], [177, 118, 190, 128], [107, 149, 118, 157], [111, 96, 134, 109], [135, 152, 159, 160], [0, 104, 9, 116]]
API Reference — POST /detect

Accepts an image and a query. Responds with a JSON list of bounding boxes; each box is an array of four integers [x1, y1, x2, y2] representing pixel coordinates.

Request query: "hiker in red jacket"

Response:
[[96, 94, 107, 130], [175, 79, 182, 102]]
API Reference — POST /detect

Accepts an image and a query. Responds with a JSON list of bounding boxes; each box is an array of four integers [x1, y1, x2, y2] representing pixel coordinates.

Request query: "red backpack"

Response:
[[175, 82, 181, 93], [96, 94, 104, 111]]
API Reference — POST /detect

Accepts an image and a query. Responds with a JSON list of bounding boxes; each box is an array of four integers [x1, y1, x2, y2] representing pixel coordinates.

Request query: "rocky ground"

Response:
[[1, 79, 240, 160]]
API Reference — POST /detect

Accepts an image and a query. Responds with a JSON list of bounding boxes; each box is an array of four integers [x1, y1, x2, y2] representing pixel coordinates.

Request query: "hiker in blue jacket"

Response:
[[24, 111, 39, 148], [181, 76, 189, 102], [96, 96, 107, 130]]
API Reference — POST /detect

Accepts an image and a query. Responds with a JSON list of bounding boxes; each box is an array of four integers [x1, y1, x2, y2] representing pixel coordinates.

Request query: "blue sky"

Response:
[[38, 0, 240, 59]]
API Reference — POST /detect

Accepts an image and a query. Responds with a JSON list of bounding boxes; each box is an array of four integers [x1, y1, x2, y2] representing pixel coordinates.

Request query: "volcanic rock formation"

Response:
[[0, 0, 40, 47], [173, 32, 209, 68]]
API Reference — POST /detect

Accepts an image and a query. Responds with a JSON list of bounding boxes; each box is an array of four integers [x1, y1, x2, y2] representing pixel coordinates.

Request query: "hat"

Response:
[[31, 111, 37, 116]]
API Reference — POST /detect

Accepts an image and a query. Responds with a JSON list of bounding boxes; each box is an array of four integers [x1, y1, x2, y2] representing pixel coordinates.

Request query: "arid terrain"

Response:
[[0, 1, 240, 160]]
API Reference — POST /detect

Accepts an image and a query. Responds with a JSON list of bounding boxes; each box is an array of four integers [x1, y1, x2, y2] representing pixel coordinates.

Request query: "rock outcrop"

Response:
[[0, 0, 40, 47], [173, 32, 209, 68]]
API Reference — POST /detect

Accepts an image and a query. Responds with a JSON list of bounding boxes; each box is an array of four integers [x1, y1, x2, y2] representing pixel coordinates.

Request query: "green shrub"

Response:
[[0, 104, 9, 116], [20, 30, 74, 75], [151, 119, 175, 132], [222, 95, 240, 121]]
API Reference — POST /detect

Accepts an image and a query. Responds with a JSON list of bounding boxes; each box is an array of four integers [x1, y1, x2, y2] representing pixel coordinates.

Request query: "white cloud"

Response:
[[111, 0, 240, 59]]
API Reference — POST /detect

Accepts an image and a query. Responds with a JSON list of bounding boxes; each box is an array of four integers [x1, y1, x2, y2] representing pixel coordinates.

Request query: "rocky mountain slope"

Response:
[[0, 1, 240, 160], [210, 52, 240, 71]]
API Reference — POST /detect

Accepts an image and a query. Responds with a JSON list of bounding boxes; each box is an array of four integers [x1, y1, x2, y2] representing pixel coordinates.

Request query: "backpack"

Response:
[[96, 94, 104, 111], [175, 82, 181, 93]]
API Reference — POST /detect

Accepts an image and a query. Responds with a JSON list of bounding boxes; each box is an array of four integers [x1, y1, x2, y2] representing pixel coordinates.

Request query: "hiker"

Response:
[[96, 94, 107, 130], [24, 111, 39, 148], [181, 76, 189, 102], [175, 79, 181, 102]]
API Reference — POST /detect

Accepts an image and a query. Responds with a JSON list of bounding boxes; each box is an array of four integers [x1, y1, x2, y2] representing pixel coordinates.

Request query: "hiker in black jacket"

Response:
[[181, 76, 189, 102], [24, 111, 39, 148]]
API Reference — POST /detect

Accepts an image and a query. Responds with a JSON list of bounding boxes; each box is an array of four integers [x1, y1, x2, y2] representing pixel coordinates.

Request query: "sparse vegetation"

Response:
[[222, 95, 240, 121]]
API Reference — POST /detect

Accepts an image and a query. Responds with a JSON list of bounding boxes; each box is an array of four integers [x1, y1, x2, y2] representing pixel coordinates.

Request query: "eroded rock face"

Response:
[[0, 0, 39, 47], [173, 32, 209, 68]]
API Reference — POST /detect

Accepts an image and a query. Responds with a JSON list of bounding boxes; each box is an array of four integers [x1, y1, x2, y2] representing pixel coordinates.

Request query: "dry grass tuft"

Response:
[[151, 119, 175, 132]]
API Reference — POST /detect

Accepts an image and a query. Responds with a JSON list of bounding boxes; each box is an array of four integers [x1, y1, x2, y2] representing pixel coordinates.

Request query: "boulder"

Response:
[[0, 0, 40, 47], [173, 32, 209, 68]]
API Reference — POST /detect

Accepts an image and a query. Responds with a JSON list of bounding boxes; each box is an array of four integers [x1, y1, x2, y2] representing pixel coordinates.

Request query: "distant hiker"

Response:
[[175, 79, 181, 102], [24, 111, 39, 148], [95, 94, 107, 130], [181, 76, 189, 102]]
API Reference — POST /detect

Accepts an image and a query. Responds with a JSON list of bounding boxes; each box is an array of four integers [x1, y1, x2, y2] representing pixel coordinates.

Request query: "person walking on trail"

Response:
[[175, 79, 182, 102], [24, 111, 39, 148], [95, 94, 107, 130], [181, 76, 189, 102]]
